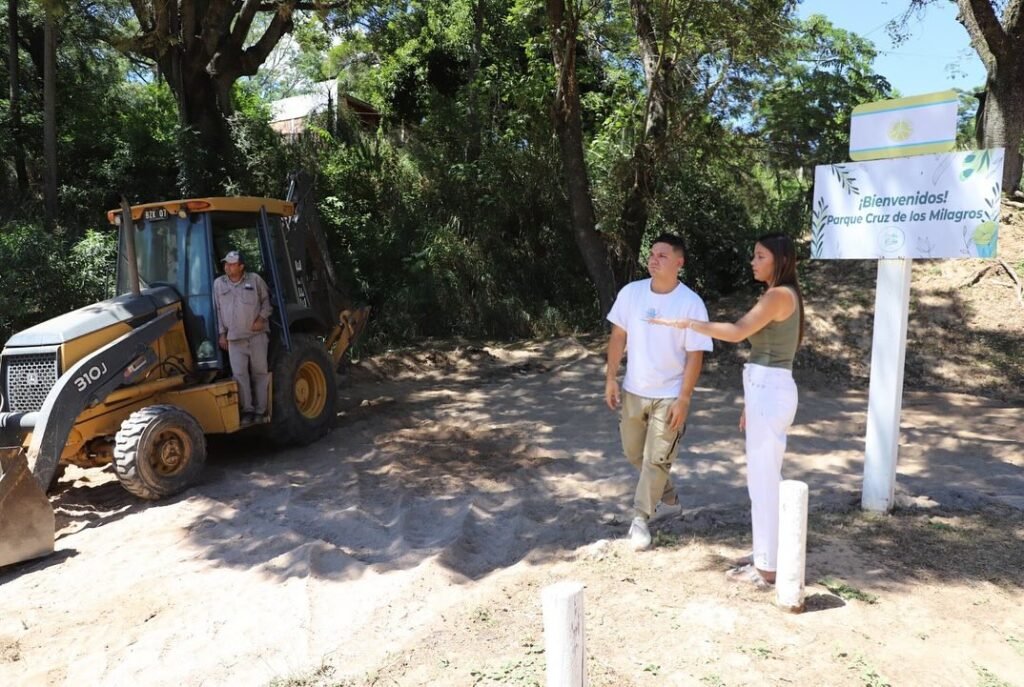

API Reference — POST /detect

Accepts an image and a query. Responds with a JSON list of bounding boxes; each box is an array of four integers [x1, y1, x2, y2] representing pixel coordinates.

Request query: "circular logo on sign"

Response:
[[888, 119, 913, 142], [878, 226, 906, 255]]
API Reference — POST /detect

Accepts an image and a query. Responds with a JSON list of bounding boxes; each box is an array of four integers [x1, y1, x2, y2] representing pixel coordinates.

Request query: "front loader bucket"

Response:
[[0, 447, 55, 568]]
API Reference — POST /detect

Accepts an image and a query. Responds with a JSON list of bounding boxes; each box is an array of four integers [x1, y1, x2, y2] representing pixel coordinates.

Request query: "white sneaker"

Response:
[[650, 500, 682, 523], [628, 517, 652, 551]]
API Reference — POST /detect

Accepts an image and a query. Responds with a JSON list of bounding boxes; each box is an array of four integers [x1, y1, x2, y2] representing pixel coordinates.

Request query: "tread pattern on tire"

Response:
[[269, 334, 338, 447], [113, 404, 206, 500]]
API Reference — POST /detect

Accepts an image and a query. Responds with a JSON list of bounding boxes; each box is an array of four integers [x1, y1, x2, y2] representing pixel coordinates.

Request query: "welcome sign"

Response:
[[811, 149, 1004, 259]]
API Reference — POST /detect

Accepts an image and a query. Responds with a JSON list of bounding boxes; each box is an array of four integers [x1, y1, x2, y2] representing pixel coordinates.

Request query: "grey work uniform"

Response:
[[214, 272, 273, 416]]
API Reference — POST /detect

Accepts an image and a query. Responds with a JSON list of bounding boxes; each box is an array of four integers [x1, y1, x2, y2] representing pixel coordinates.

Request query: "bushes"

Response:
[[313, 129, 599, 347], [0, 224, 63, 343], [0, 224, 116, 345]]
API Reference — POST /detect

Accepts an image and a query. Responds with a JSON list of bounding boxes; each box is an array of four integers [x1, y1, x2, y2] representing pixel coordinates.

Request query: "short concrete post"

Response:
[[541, 581, 587, 687], [775, 480, 809, 613]]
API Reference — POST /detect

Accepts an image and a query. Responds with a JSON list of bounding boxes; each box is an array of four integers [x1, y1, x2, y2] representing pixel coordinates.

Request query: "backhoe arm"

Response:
[[26, 309, 179, 489]]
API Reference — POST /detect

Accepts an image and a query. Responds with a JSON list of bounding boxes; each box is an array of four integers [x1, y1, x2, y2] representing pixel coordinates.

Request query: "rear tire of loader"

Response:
[[113, 405, 206, 500], [268, 334, 337, 446]]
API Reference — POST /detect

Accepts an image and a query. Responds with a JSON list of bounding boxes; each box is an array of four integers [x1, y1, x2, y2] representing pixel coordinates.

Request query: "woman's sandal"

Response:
[[725, 563, 773, 591]]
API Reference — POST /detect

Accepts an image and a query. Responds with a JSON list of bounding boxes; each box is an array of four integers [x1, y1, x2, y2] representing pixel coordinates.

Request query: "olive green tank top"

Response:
[[747, 286, 800, 370]]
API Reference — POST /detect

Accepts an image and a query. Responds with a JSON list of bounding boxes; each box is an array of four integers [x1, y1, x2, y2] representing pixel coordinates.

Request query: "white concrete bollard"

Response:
[[541, 581, 587, 687], [775, 479, 809, 613]]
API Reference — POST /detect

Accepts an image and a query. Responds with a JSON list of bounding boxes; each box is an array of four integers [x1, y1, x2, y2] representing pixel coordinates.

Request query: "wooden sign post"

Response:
[[812, 91, 1004, 512]]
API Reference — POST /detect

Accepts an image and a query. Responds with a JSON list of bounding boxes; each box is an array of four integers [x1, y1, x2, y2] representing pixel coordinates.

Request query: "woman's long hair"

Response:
[[756, 233, 804, 346]]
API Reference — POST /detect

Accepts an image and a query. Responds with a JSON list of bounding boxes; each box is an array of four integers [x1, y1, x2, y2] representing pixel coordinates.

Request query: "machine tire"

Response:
[[113, 405, 206, 500], [269, 334, 337, 446], [47, 463, 67, 492]]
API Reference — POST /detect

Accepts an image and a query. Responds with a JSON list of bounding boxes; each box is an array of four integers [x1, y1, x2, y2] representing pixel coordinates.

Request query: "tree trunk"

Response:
[[7, 0, 27, 195], [611, 0, 678, 286], [171, 66, 233, 196], [546, 0, 618, 315], [982, 69, 1024, 193], [141, 1, 300, 195], [553, 106, 618, 315], [956, 0, 1024, 193], [42, 4, 56, 230], [464, 0, 484, 163]]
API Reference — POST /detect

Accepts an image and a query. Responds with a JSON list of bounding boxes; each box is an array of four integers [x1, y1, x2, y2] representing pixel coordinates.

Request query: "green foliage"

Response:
[[299, 0, 602, 343], [647, 154, 763, 297], [749, 15, 893, 169], [0, 223, 65, 343], [818, 576, 879, 604], [0, 2, 898, 345], [314, 126, 597, 344], [67, 228, 118, 303], [227, 83, 291, 197], [957, 90, 981, 149], [0, 222, 116, 345], [0, 8, 181, 228]]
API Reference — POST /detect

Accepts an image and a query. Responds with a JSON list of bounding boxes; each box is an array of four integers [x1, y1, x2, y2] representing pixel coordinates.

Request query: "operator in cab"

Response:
[[214, 250, 272, 424]]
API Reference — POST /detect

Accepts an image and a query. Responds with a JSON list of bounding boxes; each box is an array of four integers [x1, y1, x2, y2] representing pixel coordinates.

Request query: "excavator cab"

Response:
[[0, 177, 369, 568], [110, 198, 297, 371]]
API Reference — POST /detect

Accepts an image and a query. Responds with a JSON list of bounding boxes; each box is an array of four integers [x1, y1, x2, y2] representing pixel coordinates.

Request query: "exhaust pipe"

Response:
[[120, 196, 141, 297]]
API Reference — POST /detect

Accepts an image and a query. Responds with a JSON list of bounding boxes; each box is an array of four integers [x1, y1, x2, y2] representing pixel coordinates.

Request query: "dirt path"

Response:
[[1, 341, 1021, 687]]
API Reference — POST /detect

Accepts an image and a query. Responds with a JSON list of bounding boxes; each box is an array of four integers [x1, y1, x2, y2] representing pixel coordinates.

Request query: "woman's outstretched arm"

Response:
[[649, 288, 795, 342]]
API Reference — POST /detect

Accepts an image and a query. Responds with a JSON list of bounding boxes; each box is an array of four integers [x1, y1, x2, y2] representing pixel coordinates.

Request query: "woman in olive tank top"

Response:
[[648, 233, 803, 589]]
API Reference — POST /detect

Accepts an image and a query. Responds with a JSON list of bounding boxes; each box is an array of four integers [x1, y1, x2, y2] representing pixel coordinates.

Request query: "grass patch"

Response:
[[266, 662, 352, 687], [742, 645, 774, 659], [810, 507, 1024, 586], [818, 576, 878, 604], [652, 531, 680, 548], [469, 658, 540, 685], [974, 663, 1013, 687], [835, 652, 892, 687]]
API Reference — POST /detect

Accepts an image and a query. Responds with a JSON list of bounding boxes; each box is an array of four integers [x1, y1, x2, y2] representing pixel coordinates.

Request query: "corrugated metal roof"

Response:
[[269, 81, 338, 123]]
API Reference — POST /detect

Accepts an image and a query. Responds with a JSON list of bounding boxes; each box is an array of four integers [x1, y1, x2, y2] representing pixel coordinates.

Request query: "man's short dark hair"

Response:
[[652, 232, 686, 258]]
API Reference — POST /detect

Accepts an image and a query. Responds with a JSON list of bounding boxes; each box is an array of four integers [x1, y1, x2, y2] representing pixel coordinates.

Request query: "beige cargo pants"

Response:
[[228, 332, 270, 416], [620, 391, 684, 520]]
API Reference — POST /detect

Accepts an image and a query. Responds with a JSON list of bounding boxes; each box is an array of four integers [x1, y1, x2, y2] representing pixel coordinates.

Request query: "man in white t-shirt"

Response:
[[605, 233, 713, 550]]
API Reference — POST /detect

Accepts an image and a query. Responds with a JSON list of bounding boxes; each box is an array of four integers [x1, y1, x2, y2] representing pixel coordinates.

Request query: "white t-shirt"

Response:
[[606, 279, 713, 399]]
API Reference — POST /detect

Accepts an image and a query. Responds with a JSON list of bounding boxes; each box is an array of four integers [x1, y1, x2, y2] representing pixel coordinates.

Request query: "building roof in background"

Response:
[[269, 81, 381, 133], [270, 81, 338, 123]]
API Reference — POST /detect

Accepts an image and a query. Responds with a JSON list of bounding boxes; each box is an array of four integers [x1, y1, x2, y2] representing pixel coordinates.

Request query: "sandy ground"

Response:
[[2, 203, 1023, 687], [1, 338, 1022, 687]]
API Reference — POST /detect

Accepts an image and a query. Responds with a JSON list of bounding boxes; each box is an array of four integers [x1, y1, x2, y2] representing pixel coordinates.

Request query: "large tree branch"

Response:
[[958, 0, 1011, 66], [548, 0, 579, 120], [183, 0, 198, 52], [200, 0, 235, 58], [1005, 0, 1023, 41], [122, 33, 157, 60], [152, 0, 172, 57], [629, 0, 678, 163], [255, 1, 349, 9], [129, 0, 153, 29], [629, 0, 661, 90], [233, 5, 294, 77], [230, 0, 263, 51]]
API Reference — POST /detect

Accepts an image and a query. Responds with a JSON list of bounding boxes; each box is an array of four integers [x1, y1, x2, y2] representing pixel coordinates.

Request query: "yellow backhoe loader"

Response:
[[0, 174, 369, 567]]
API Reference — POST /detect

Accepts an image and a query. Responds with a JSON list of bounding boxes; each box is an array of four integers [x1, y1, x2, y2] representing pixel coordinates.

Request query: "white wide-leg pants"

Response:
[[742, 363, 798, 573]]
